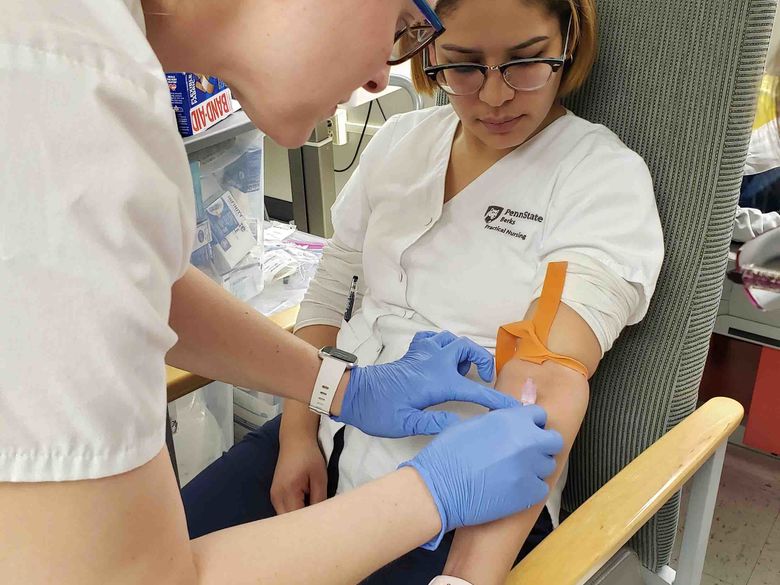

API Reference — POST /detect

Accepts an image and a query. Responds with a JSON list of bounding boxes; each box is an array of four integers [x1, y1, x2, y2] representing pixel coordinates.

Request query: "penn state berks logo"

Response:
[[484, 205, 504, 224]]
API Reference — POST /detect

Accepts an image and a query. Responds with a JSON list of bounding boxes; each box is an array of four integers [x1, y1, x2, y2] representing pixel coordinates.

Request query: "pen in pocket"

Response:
[[344, 276, 359, 322]]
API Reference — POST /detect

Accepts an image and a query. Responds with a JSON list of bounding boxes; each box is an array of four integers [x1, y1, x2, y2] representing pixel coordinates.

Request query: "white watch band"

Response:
[[309, 354, 347, 416], [428, 577, 474, 585]]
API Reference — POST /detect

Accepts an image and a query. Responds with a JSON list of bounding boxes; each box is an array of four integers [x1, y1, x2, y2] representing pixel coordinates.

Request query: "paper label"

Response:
[[189, 88, 233, 134], [206, 191, 255, 272]]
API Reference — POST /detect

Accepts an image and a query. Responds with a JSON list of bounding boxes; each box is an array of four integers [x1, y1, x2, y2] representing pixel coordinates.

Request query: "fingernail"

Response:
[[520, 378, 537, 405]]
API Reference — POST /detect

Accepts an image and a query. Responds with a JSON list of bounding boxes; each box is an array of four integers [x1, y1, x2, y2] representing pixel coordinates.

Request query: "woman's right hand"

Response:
[[401, 405, 564, 549], [271, 435, 328, 514]]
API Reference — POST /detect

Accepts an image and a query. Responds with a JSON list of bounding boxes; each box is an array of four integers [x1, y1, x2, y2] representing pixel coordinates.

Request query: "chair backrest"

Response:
[[436, 0, 774, 572], [559, 0, 773, 571]]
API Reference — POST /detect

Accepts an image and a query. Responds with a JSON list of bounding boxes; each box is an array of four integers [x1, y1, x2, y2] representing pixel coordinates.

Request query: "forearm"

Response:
[[0, 449, 438, 585], [191, 467, 440, 585], [167, 267, 348, 411], [280, 325, 341, 443], [443, 359, 589, 585]]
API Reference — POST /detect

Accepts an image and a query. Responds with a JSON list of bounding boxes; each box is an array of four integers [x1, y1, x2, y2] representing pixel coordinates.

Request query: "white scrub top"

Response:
[[296, 105, 664, 526], [0, 0, 195, 481]]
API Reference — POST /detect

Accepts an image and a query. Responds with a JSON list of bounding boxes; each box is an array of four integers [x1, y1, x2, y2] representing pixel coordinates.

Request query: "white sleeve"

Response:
[[733, 206, 780, 243], [0, 36, 194, 481], [294, 233, 366, 331], [533, 146, 665, 354], [295, 117, 402, 331], [294, 164, 371, 330]]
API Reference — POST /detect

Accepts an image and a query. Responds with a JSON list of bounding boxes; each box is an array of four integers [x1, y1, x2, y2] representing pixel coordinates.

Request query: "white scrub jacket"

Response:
[[0, 0, 195, 481], [295, 105, 665, 526]]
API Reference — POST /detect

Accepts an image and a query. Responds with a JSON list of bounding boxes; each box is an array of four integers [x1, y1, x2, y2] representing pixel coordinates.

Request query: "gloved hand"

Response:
[[401, 405, 564, 550], [335, 331, 518, 438]]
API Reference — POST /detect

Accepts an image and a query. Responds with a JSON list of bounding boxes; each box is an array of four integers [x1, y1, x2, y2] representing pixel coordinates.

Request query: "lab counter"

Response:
[[165, 305, 300, 403]]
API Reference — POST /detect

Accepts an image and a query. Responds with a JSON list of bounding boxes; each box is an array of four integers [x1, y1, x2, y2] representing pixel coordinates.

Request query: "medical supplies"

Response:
[[189, 161, 221, 282], [191, 130, 265, 244], [167, 73, 233, 137], [206, 191, 256, 274], [520, 378, 538, 405], [188, 130, 266, 280], [169, 388, 228, 487], [233, 387, 282, 442], [220, 221, 323, 307], [229, 221, 323, 311]]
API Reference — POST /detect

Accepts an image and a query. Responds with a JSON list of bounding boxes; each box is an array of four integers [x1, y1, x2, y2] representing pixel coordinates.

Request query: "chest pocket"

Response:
[[335, 314, 384, 367]]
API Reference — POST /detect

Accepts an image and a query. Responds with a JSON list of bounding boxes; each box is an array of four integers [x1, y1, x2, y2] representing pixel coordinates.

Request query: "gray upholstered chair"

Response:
[[440, 0, 775, 583]]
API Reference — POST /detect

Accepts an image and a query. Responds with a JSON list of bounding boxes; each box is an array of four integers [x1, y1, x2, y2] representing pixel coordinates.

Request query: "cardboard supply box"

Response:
[[167, 73, 233, 137]]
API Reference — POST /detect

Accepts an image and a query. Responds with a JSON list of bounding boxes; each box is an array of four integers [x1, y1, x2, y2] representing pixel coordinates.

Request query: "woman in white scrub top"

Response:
[[181, 1, 665, 584], [0, 1, 569, 584]]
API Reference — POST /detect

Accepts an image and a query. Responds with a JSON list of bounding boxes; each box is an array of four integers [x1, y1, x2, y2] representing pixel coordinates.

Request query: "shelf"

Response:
[[183, 110, 257, 155]]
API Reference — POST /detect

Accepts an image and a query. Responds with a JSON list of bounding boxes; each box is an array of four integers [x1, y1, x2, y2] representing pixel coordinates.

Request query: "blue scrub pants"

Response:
[[740, 167, 780, 211], [181, 415, 553, 584]]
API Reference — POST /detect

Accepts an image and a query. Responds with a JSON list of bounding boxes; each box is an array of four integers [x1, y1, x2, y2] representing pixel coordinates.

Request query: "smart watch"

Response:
[[428, 577, 474, 585], [309, 346, 358, 416]]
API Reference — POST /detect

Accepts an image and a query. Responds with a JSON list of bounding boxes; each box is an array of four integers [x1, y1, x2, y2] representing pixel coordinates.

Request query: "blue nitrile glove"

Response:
[[335, 331, 518, 438], [401, 405, 564, 550]]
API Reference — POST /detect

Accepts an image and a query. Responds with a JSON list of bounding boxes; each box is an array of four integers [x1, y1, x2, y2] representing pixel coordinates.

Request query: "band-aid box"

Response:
[[167, 73, 233, 137]]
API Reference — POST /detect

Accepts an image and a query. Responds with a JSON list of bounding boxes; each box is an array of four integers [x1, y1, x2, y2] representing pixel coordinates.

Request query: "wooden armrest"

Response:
[[166, 305, 300, 403], [506, 397, 743, 585]]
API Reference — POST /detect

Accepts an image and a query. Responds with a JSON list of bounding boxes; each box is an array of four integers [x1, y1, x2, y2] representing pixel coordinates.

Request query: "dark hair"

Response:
[[411, 0, 597, 97]]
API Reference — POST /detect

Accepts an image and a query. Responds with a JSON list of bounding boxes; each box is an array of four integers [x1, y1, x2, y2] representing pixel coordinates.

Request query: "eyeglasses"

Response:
[[727, 227, 780, 311], [387, 0, 446, 66], [424, 15, 572, 95]]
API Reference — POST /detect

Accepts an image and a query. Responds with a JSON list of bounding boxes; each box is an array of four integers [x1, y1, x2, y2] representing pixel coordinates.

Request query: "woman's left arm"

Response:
[[442, 301, 601, 585]]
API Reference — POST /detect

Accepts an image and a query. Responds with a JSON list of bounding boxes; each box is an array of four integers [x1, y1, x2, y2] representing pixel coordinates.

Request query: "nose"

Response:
[[363, 63, 391, 93], [479, 68, 515, 108]]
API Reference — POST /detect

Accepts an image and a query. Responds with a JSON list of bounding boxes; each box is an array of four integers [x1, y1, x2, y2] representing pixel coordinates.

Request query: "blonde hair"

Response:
[[411, 0, 597, 98]]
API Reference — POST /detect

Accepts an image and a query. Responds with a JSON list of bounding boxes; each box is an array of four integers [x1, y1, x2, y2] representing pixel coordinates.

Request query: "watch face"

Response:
[[321, 346, 358, 365]]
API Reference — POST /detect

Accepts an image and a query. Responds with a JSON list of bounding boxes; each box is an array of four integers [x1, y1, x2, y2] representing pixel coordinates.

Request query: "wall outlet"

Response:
[[328, 108, 348, 146]]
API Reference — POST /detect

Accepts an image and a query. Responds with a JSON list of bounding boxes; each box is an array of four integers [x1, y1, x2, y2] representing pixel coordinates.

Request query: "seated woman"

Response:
[[182, 0, 664, 583]]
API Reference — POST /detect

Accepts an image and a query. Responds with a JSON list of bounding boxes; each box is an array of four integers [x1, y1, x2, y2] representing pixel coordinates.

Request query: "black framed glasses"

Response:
[[424, 15, 572, 95], [387, 0, 446, 65]]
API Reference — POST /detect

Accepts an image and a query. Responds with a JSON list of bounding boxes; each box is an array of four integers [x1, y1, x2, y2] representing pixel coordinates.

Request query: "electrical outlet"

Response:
[[328, 108, 348, 146]]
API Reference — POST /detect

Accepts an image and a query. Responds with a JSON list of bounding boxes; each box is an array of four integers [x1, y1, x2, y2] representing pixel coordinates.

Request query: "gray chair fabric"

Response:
[[560, 0, 773, 571], [435, 0, 774, 572]]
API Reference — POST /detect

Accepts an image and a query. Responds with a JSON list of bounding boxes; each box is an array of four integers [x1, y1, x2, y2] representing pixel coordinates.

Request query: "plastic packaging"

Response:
[[246, 245, 322, 315], [206, 191, 256, 275], [233, 387, 283, 442], [222, 221, 324, 310], [223, 246, 265, 302], [191, 130, 265, 245], [189, 161, 222, 282], [170, 385, 231, 487]]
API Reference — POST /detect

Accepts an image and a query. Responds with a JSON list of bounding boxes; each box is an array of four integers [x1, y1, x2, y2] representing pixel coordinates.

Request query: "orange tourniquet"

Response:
[[496, 261, 589, 377]]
